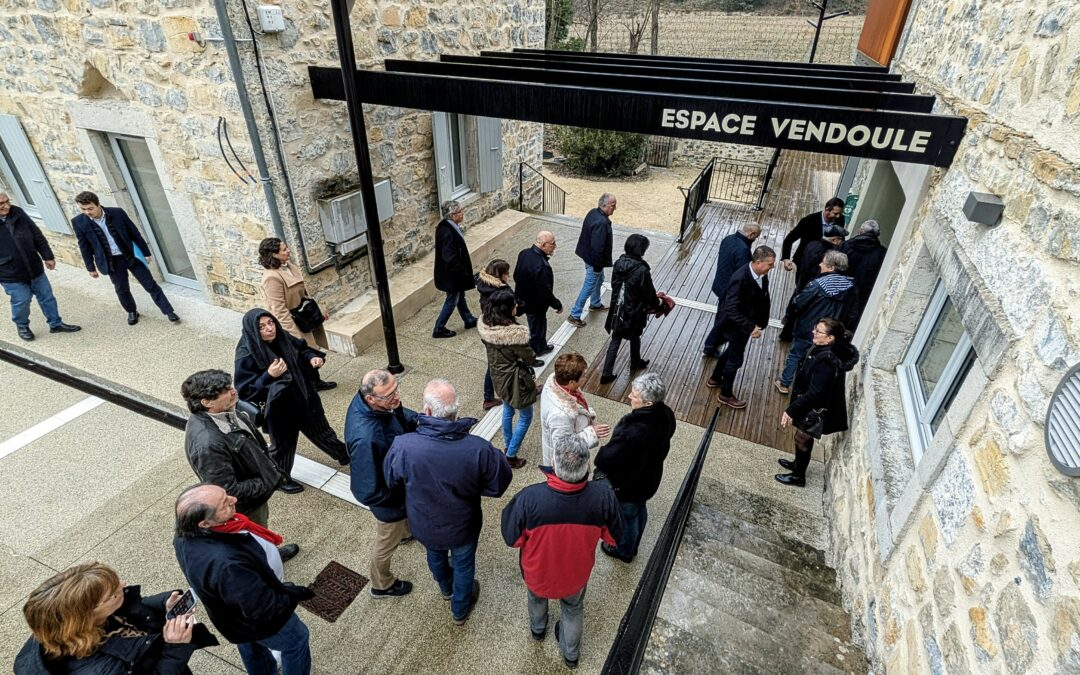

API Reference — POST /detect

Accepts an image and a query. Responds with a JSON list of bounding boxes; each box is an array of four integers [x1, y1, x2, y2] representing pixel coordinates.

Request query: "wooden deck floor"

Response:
[[580, 151, 843, 454]]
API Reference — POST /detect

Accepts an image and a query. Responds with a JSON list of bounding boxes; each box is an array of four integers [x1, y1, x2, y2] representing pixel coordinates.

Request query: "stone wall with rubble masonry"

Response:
[[823, 1, 1080, 673], [0, 0, 544, 313]]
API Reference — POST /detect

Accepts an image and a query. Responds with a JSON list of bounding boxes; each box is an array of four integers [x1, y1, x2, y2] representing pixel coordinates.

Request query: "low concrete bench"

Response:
[[323, 209, 535, 356]]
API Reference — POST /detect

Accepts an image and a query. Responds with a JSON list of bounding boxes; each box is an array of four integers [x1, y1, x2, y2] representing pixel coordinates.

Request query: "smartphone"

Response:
[[165, 590, 197, 621]]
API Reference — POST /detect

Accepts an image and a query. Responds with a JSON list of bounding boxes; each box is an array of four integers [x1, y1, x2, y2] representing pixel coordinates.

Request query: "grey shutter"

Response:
[[431, 112, 453, 205], [0, 114, 70, 233], [476, 116, 503, 193]]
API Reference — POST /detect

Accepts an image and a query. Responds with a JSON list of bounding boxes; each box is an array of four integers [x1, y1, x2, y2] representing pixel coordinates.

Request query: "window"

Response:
[[0, 114, 69, 233], [897, 280, 976, 460], [446, 114, 469, 198], [432, 112, 503, 205]]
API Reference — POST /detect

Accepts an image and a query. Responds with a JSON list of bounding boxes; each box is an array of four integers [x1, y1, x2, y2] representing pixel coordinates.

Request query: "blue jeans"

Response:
[[569, 265, 604, 319], [2, 274, 63, 329], [426, 539, 478, 619], [235, 612, 311, 675], [502, 402, 534, 458], [779, 337, 813, 386], [434, 290, 475, 332], [616, 501, 648, 558]]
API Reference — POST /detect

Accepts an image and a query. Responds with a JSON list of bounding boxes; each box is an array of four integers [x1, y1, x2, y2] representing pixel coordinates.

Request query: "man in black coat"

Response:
[[179, 369, 298, 561], [71, 191, 178, 326], [514, 231, 563, 355], [432, 199, 477, 338], [839, 219, 888, 328], [780, 197, 845, 273], [706, 246, 776, 409], [0, 193, 80, 340], [703, 222, 760, 357], [174, 484, 315, 674], [567, 193, 616, 328]]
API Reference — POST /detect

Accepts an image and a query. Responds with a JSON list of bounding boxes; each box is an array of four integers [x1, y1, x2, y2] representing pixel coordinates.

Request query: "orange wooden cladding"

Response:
[[580, 151, 844, 455], [857, 0, 914, 66]]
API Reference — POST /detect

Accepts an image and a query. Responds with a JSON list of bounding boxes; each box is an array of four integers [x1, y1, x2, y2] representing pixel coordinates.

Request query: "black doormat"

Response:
[[300, 561, 368, 622]]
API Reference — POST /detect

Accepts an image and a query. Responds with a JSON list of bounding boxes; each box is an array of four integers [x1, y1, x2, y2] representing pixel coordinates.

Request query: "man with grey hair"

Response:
[[384, 379, 512, 624], [594, 372, 677, 563], [568, 193, 617, 327], [703, 221, 761, 357], [432, 199, 477, 338], [774, 250, 859, 394], [501, 436, 622, 668], [346, 369, 419, 598], [839, 219, 887, 328]]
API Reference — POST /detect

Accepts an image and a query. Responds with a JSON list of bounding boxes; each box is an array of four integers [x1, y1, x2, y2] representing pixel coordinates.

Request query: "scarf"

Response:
[[210, 512, 284, 545], [558, 381, 590, 411], [235, 308, 315, 402]]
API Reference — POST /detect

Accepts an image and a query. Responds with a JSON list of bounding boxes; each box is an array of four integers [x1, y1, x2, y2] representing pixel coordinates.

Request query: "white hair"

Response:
[[859, 220, 880, 236], [441, 200, 461, 219], [598, 193, 615, 208], [423, 379, 459, 419], [822, 250, 849, 272], [633, 372, 666, 404], [552, 436, 589, 483]]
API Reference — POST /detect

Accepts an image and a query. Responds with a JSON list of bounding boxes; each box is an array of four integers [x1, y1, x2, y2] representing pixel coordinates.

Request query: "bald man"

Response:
[[514, 231, 563, 356]]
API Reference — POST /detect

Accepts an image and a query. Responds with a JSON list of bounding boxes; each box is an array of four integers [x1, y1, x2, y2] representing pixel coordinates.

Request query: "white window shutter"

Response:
[[476, 116, 503, 193], [431, 112, 453, 205], [0, 114, 70, 233]]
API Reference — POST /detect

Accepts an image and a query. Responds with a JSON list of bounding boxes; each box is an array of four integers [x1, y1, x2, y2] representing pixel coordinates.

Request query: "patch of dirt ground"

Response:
[[546, 163, 701, 236]]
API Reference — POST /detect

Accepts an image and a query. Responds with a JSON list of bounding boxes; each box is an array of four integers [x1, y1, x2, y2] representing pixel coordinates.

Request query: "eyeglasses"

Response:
[[811, 328, 829, 336], [369, 386, 399, 400], [0, 199, 10, 206]]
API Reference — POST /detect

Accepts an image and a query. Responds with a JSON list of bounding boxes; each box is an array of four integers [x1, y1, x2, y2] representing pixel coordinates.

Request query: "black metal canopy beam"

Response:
[[308, 66, 966, 167], [444, 54, 915, 93], [511, 47, 889, 74], [385, 59, 934, 113], [481, 49, 902, 81]]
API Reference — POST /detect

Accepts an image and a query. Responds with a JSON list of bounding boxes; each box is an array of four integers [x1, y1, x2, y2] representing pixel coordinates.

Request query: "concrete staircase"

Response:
[[642, 477, 868, 674]]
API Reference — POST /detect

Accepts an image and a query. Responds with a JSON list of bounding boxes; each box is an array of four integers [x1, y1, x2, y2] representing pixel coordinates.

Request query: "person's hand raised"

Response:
[[268, 358, 288, 378], [595, 423, 611, 439]]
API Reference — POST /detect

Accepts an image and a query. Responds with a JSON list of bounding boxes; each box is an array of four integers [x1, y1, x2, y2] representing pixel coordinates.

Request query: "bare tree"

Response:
[[649, 0, 660, 55]]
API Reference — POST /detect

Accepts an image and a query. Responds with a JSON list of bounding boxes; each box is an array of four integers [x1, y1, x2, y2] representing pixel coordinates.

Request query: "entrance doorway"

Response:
[[105, 135, 197, 288]]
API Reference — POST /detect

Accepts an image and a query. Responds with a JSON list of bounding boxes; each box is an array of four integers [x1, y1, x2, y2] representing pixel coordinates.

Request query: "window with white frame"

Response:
[[432, 112, 503, 205], [897, 280, 976, 461]]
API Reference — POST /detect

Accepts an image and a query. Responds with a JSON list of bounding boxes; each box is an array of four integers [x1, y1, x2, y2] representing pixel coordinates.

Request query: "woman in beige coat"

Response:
[[258, 237, 336, 390]]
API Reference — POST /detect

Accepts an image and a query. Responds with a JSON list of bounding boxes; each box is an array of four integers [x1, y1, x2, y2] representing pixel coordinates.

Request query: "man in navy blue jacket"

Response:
[[384, 379, 512, 625], [702, 222, 760, 357], [346, 369, 419, 599], [567, 193, 616, 327], [71, 191, 178, 325]]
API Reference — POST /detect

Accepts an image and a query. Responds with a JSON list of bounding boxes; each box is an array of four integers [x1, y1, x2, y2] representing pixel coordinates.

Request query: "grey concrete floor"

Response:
[[0, 218, 825, 673]]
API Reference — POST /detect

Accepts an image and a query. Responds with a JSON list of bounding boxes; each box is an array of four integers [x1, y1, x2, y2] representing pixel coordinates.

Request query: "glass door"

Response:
[[108, 135, 197, 288]]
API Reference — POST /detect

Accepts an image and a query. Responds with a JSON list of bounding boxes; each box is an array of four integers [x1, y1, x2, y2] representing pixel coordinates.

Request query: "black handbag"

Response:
[[800, 408, 827, 439], [289, 297, 324, 333]]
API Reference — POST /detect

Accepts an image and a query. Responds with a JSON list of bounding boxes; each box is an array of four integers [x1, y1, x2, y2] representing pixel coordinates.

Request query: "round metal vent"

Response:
[[1046, 362, 1080, 477]]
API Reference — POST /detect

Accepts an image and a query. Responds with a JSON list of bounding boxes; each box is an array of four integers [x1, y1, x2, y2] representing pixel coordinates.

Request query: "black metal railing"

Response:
[[708, 157, 770, 209], [677, 157, 714, 242], [518, 161, 568, 215], [756, 148, 782, 210], [644, 136, 673, 167], [601, 407, 721, 675]]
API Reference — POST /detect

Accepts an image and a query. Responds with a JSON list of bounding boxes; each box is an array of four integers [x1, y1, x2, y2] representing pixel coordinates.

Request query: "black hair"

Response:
[[817, 317, 852, 343], [180, 369, 233, 413], [825, 197, 845, 210], [258, 237, 284, 269], [624, 233, 650, 257], [484, 259, 510, 279], [482, 288, 518, 327], [74, 191, 100, 206], [174, 484, 218, 538]]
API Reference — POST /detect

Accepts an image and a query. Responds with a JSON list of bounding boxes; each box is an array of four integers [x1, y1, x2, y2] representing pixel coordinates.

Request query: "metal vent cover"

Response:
[[1046, 362, 1080, 477]]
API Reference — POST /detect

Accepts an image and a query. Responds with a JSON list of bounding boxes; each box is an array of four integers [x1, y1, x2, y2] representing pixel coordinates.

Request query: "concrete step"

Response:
[[694, 474, 827, 552], [643, 616, 770, 675]]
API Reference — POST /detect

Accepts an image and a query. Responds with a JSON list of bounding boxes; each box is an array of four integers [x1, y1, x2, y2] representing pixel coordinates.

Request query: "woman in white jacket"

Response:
[[540, 353, 611, 467]]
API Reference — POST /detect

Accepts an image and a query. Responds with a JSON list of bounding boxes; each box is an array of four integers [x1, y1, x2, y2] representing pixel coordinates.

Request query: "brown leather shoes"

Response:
[[716, 393, 748, 409]]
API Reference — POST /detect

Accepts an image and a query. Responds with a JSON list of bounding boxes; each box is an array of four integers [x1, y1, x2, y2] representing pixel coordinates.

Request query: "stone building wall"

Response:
[[824, 1, 1080, 673], [0, 0, 543, 312], [668, 139, 772, 169]]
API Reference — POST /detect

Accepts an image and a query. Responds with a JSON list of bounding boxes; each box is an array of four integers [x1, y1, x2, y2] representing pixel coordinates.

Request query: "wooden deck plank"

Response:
[[581, 151, 842, 455]]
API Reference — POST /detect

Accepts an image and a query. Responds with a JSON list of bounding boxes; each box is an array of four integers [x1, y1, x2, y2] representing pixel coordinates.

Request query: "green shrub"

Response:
[[555, 127, 648, 177], [553, 37, 585, 52]]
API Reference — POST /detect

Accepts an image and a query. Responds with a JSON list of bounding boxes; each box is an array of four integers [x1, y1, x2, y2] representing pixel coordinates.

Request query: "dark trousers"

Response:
[[434, 291, 474, 332], [615, 501, 648, 558], [702, 310, 728, 354], [709, 332, 750, 396], [525, 313, 548, 353], [601, 334, 641, 377], [268, 409, 348, 475], [792, 429, 814, 478], [483, 368, 495, 401], [108, 255, 174, 315]]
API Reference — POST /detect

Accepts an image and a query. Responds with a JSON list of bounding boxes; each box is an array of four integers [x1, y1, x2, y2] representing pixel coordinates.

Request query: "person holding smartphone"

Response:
[[15, 562, 218, 673]]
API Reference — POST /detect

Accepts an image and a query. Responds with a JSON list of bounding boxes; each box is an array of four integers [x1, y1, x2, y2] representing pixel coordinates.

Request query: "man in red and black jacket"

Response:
[[501, 438, 622, 669]]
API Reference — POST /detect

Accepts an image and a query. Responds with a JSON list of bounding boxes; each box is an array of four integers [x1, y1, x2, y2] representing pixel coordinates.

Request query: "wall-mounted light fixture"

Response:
[[963, 191, 1005, 226]]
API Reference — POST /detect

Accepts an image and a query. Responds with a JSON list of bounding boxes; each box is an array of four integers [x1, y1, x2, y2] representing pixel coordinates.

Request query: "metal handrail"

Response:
[[677, 157, 714, 242], [601, 407, 722, 674], [518, 160, 569, 215]]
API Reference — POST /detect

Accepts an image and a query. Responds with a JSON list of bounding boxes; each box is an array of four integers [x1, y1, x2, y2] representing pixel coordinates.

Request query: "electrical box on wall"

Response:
[[317, 179, 394, 256], [256, 5, 286, 33]]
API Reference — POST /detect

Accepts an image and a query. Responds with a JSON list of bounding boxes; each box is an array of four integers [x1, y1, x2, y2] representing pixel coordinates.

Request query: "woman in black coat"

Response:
[[474, 259, 526, 409], [15, 562, 218, 675], [234, 308, 348, 493], [776, 317, 860, 487], [600, 234, 664, 384]]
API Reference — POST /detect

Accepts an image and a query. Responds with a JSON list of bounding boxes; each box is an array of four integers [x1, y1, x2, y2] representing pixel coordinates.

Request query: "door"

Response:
[[107, 135, 197, 288]]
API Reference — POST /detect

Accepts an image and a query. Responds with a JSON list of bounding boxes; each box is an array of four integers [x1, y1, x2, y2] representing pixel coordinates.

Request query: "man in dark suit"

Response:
[[432, 199, 477, 338], [839, 219, 888, 328], [778, 197, 844, 341], [706, 245, 776, 409], [567, 193, 616, 328], [514, 231, 563, 355], [702, 222, 760, 357], [71, 191, 178, 325], [0, 193, 80, 340]]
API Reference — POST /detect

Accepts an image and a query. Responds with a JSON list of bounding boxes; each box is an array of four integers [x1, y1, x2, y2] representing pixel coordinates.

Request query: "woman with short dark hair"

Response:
[[474, 259, 523, 410], [600, 234, 665, 384], [478, 288, 537, 469], [15, 562, 217, 674], [776, 317, 859, 487]]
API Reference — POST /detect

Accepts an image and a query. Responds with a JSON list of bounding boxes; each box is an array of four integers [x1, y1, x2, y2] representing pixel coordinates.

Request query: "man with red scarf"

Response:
[[173, 484, 315, 675], [501, 437, 622, 669]]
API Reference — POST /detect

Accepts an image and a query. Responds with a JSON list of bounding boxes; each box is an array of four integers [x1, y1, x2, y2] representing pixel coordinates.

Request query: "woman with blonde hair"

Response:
[[15, 561, 217, 673]]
